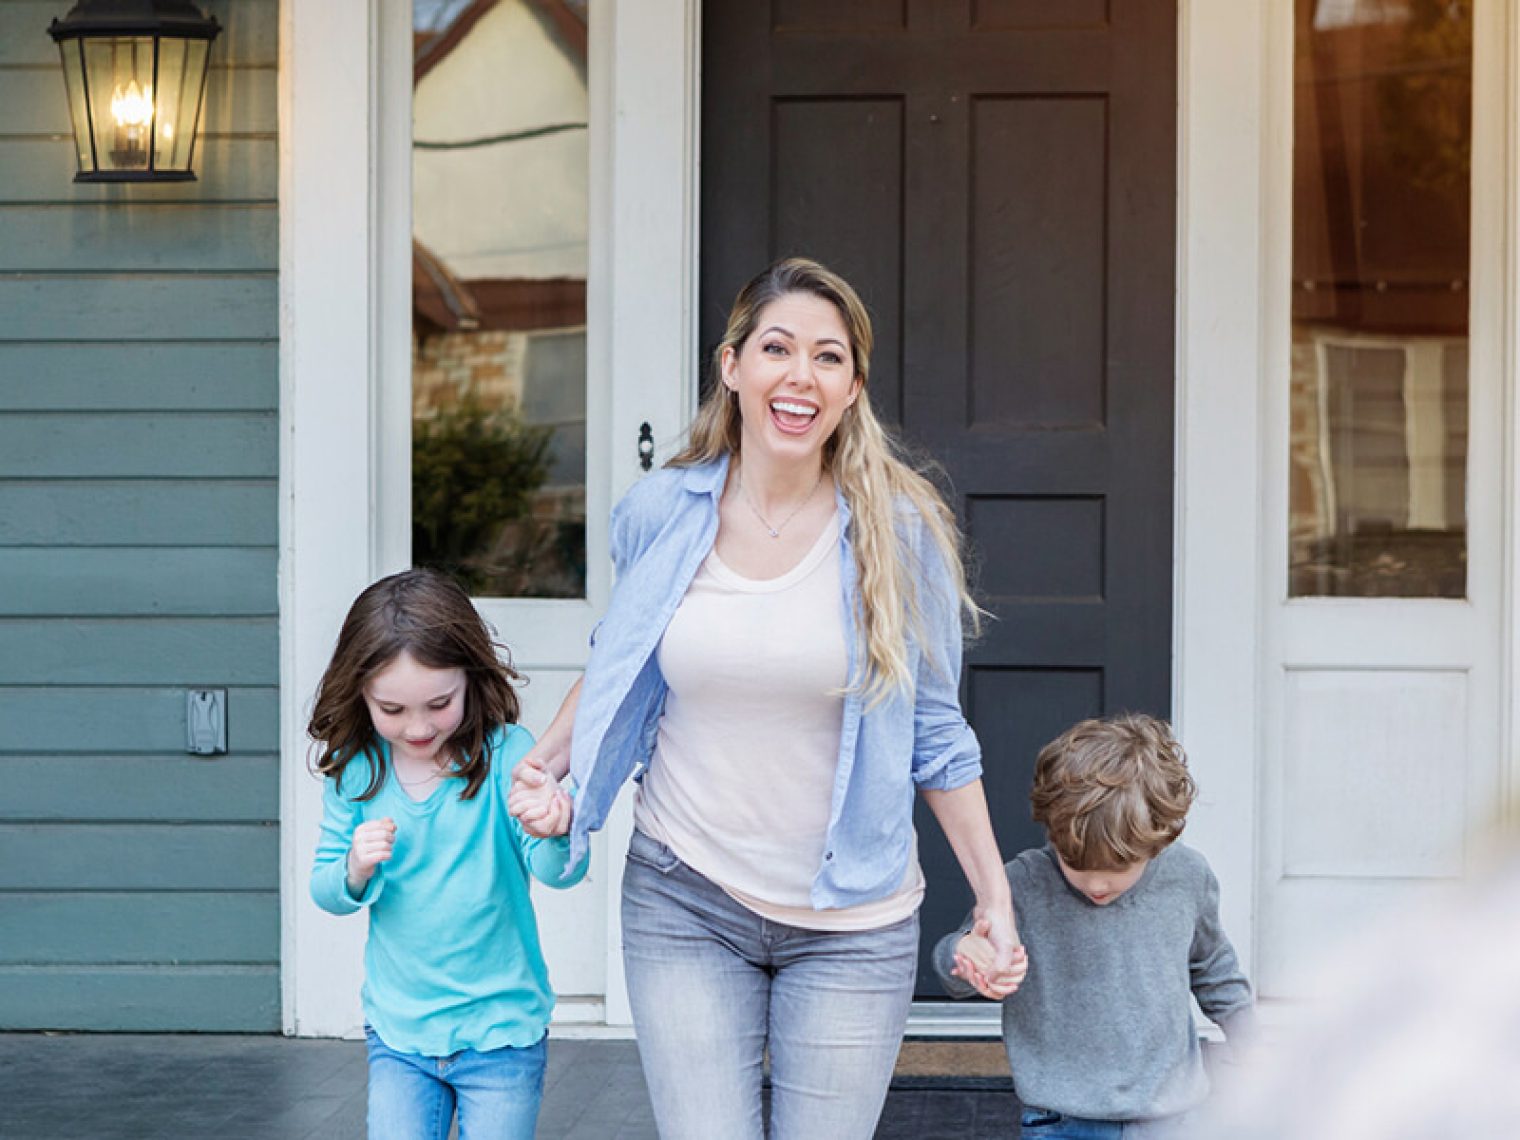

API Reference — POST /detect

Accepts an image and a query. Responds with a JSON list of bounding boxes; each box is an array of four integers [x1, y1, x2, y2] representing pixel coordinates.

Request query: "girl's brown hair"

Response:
[[670, 257, 980, 706], [307, 568, 523, 801], [1029, 713, 1197, 870]]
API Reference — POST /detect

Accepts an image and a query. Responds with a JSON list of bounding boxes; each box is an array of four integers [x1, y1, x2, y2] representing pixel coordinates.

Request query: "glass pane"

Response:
[[1288, 0, 1471, 598], [179, 40, 210, 169], [152, 38, 206, 172], [82, 37, 156, 174], [58, 43, 92, 170], [411, 0, 590, 599]]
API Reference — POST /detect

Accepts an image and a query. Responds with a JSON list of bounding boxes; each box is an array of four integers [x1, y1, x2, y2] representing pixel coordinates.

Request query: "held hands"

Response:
[[346, 817, 396, 896], [508, 750, 573, 839], [952, 918, 1029, 1000]]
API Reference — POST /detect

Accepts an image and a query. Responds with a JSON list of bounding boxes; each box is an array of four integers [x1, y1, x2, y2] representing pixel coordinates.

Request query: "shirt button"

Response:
[[825, 851, 834, 860]]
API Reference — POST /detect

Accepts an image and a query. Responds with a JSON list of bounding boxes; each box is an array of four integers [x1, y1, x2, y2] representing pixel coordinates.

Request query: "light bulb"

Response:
[[111, 80, 155, 128]]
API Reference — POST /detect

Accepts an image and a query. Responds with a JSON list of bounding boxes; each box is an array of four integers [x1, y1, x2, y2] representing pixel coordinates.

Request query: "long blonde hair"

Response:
[[670, 257, 979, 704]]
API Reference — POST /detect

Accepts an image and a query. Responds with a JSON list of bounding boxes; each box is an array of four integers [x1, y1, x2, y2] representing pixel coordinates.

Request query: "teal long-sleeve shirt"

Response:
[[310, 723, 588, 1057]]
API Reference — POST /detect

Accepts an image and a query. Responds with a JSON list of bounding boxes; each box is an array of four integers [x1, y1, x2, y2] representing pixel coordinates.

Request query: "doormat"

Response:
[[890, 1038, 1013, 1091]]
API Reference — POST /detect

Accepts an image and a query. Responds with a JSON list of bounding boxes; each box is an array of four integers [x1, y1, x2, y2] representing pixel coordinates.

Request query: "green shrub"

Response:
[[412, 398, 554, 594]]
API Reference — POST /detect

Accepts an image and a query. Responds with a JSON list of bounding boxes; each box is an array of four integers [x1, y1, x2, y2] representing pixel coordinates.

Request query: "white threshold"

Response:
[[548, 1000, 1004, 1041]]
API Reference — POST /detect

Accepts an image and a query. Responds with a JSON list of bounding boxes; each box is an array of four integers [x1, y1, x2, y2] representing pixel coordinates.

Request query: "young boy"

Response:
[[935, 714, 1254, 1138]]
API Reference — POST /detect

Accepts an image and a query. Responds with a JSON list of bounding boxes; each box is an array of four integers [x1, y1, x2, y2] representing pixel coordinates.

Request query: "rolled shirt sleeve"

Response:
[[907, 513, 983, 791]]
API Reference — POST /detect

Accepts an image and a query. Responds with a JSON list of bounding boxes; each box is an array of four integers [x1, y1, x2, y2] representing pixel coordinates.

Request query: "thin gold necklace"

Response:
[[393, 751, 452, 786], [735, 467, 824, 538], [395, 767, 446, 787]]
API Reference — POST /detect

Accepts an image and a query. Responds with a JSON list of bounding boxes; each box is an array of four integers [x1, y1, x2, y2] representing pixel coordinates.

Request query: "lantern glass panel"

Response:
[[58, 42, 92, 170], [153, 37, 206, 171], [82, 36, 158, 174]]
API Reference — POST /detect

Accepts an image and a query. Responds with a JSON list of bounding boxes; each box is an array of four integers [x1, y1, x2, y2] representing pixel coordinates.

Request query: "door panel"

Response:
[[702, 0, 1178, 994]]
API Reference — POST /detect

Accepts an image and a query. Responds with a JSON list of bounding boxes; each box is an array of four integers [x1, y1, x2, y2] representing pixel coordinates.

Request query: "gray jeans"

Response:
[[620, 828, 918, 1140]]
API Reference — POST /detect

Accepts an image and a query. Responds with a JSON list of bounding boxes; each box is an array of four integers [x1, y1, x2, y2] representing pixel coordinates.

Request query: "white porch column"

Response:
[[1172, 0, 1268, 975], [279, 0, 405, 1037]]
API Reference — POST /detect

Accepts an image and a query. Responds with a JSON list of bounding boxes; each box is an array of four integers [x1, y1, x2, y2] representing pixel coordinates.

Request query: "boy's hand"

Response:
[[509, 752, 573, 838], [952, 919, 1028, 1000], [347, 817, 396, 895]]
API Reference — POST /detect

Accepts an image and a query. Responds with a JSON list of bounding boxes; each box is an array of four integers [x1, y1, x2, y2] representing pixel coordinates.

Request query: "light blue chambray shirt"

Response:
[[566, 453, 983, 909]]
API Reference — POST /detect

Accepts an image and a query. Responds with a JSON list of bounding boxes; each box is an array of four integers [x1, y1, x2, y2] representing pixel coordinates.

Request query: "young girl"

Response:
[[308, 568, 583, 1140]]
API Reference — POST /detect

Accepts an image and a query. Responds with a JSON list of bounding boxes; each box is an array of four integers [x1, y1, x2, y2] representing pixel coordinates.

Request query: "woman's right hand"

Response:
[[346, 816, 396, 895], [509, 678, 582, 836], [509, 750, 573, 838]]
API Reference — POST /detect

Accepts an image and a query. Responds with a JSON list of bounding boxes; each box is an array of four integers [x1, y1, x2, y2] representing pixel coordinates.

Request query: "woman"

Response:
[[510, 258, 1024, 1138]]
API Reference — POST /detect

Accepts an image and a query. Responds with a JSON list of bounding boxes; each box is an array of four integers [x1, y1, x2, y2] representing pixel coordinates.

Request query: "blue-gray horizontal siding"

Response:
[[0, 824, 277, 891], [0, 137, 277, 202], [0, 205, 278, 271], [0, 277, 277, 341], [0, 412, 278, 477], [0, 619, 277, 683], [0, 966, 280, 1031], [0, 343, 276, 409], [0, 688, 279, 753], [0, 0, 280, 1032], [0, 891, 278, 963], [1, 755, 278, 821], [0, 481, 275, 545], [0, 549, 277, 614]]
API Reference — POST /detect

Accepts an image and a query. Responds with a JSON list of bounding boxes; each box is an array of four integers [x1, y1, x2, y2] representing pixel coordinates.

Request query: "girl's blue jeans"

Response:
[[620, 827, 919, 1140], [363, 1024, 546, 1140]]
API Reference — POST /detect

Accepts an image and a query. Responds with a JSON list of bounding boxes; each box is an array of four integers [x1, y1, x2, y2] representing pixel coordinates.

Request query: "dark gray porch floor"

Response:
[[0, 1033, 1017, 1139]]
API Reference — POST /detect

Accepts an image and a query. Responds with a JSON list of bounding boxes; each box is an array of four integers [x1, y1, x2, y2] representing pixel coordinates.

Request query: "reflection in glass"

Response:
[[411, 0, 590, 598], [1289, 0, 1470, 597]]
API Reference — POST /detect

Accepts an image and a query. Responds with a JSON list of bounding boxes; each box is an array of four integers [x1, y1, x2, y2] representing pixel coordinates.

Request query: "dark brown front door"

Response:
[[701, 0, 1177, 994]]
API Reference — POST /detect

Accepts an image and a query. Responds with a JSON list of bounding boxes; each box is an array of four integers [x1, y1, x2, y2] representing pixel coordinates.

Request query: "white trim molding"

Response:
[[1171, 0, 1268, 977], [1504, 0, 1520, 827], [279, 0, 392, 1036]]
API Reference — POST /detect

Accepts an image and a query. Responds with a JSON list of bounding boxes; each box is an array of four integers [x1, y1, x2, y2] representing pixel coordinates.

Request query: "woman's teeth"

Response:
[[771, 400, 816, 417]]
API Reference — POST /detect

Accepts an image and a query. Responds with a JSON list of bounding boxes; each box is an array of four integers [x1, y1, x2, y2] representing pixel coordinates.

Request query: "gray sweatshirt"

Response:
[[933, 843, 1254, 1122]]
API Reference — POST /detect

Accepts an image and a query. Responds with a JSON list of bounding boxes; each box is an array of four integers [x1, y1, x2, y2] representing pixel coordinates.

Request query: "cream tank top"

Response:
[[634, 512, 924, 931]]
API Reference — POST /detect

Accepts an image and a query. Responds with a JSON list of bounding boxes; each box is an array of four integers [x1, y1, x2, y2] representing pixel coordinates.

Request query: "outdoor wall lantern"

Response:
[[47, 0, 220, 182]]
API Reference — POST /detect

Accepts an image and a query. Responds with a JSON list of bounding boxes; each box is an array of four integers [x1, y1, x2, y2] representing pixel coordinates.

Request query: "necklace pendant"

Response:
[[767, 527, 779, 538]]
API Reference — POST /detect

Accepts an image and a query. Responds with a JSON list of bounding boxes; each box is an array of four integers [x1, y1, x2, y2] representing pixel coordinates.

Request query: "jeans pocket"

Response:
[[626, 828, 681, 874]]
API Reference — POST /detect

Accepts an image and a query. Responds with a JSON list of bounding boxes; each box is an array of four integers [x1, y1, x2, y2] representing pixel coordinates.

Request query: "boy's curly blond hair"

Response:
[[1029, 713, 1197, 870]]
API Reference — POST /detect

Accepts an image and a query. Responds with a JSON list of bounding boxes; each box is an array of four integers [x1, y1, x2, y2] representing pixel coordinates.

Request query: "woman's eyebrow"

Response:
[[759, 324, 846, 351]]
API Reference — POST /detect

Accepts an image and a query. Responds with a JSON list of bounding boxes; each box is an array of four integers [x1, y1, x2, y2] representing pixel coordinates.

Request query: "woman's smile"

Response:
[[769, 397, 820, 433]]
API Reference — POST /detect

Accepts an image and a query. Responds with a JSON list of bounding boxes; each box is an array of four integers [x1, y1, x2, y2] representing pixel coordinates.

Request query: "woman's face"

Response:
[[721, 292, 863, 468]]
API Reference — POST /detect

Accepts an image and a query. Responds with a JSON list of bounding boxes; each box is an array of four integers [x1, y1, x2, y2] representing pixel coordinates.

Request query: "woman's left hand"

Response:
[[922, 779, 1027, 987], [972, 900, 1028, 992]]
